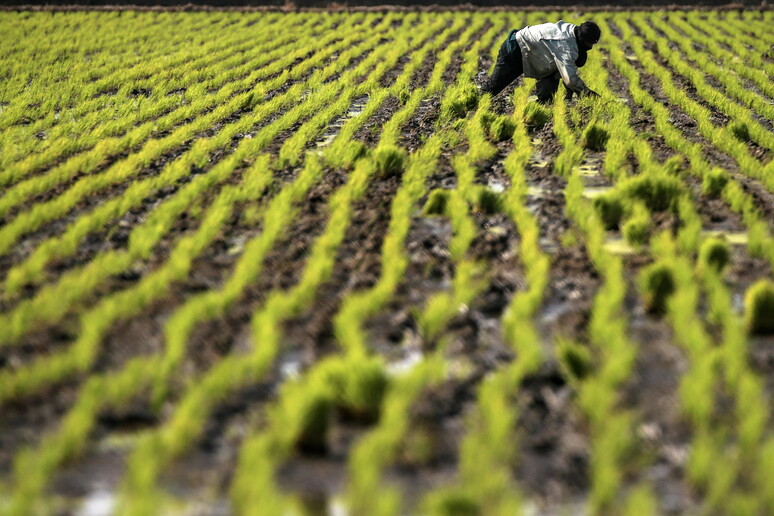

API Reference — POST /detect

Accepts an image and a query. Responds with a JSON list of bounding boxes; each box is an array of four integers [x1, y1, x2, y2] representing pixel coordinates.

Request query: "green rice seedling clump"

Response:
[[639, 261, 676, 315], [593, 193, 626, 230], [729, 120, 751, 142], [425, 491, 481, 516], [442, 84, 479, 121], [423, 188, 450, 216], [326, 357, 389, 423], [475, 188, 503, 215], [698, 237, 731, 274], [622, 203, 651, 246], [374, 145, 407, 178], [581, 123, 610, 151], [744, 279, 774, 335], [523, 101, 551, 128], [487, 115, 516, 142], [620, 173, 685, 212], [662, 155, 685, 175], [296, 390, 333, 454], [701, 167, 729, 198], [557, 339, 593, 382]]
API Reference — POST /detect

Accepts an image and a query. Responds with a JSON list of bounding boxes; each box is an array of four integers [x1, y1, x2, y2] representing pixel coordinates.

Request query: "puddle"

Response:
[[700, 230, 748, 245], [603, 238, 637, 255], [581, 186, 612, 199], [98, 431, 147, 452], [387, 347, 423, 375], [573, 157, 603, 178], [538, 237, 560, 254], [488, 179, 506, 193], [529, 158, 549, 168], [315, 96, 368, 148], [76, 489, 115, 516], [279, 350, 304, 380], [574, 164, 599, 177]]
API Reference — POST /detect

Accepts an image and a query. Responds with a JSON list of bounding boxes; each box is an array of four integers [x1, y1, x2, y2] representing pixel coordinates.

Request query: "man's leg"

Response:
[[535, 72, 561, 104], [481, 40, 523, 97]]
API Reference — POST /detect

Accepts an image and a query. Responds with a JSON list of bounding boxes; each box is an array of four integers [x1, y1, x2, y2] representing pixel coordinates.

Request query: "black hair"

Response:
[[578, 21, 601, 46]]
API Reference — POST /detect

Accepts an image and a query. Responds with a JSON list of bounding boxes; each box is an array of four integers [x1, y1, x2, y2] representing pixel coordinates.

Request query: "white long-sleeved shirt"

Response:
[[513, 20, 591, 93]]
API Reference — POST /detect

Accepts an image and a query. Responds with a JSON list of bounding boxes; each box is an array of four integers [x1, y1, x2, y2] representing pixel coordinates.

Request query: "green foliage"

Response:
[[296, 390, 332, 454], [343, 141, 367, 164], [523, 101, 551, 128], [663, 154, 685, 175], [557, 339, 593, 381], [441, 84, 479, 121], [423, 188, 449, 216], [425, 492, 480, 516], [374, 145, 407, 178], [702, 167, 729, 198], [639, 262, 676, 315], [474, 188, 503, 215], [622, 203, 651, 246], [479, 111, 496, 133], [698, 237, 731, 274], [327, 357, 389, 423], [487, 115, 516, 142], [620, 173, 686, 212], [729, 120, 751, 142], [593, 193, 626, 230], [581, 123, 610, 151], [398, 87, 411, 105], [744, 280, 774, 335]]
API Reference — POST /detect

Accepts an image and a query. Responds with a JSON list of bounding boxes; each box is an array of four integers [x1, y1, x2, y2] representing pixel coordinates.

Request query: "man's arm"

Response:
[[549, 40, 598, 96]]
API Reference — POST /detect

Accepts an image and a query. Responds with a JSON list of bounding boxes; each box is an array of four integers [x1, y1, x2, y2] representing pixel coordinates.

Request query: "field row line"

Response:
[[0, 12, 319, 173]]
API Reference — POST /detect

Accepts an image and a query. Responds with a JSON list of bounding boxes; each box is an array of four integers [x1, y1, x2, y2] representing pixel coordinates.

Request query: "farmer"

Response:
[[480, 20, 601, 103]]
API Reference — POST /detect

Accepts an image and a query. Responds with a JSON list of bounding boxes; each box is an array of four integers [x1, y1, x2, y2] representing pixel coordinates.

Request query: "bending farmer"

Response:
[[481, 20, 601, 102]]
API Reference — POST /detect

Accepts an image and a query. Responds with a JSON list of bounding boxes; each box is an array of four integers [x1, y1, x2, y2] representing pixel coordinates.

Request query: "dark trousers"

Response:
[[481, 37, 524, 97], [482, 34, 568, 103]]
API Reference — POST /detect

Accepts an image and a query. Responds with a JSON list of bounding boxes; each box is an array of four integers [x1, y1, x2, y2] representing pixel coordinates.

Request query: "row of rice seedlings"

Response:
[[549, 68, 643, 509], [699, 255, 773, 514], [0, 11, 223, 69], [614, 14, 774, 193], [332, 11, 490, 360], [602, 15, 774, 270], [322, 13, 463, 169], [119, 15, 488, 509], [0, 153, 324, 516], [345, 19, 509, 511], [226, 15, 494, 515], [675, 12, 774, 101], [418, 36, 548, 507], [648, 234, 771, 515], [0, 12, 261, 133], [632, 14, 774, 153], [708, 10, 774, 57], [0, 15, 397, 300], [0, 11, 211, 99], [276, 11, 438, 169], [0, 13, 372, 217], [0, 13, 425, 401], [604, 17, 772, 510], [149, 11, 446, 405], [0, 12, 224, 139], [0, 12, 316, 178], [568, 38, 677, 511]]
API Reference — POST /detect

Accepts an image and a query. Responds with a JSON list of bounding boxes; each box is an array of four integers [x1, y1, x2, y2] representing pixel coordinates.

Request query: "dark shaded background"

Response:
[[0, 1, 766, 7]]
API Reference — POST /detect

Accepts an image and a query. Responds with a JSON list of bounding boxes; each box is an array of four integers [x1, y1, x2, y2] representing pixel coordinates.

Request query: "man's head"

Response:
[[577, 21, 601, 50]]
